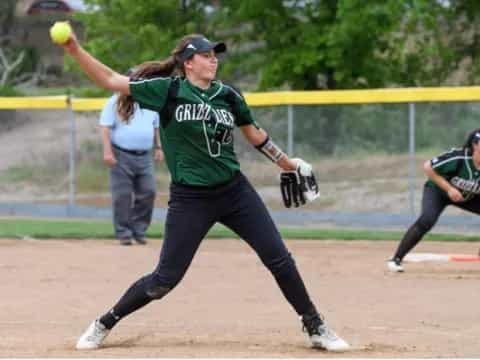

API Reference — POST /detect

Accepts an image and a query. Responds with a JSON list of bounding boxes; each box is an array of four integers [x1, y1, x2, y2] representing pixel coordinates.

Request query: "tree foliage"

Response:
[[74, 0, 214, 73], [0, 0, 38, 89], [211, 1, 408, 90], [0, 0, 16, 38], [72, 0, 480, 90], [416, 0, 480, 85]]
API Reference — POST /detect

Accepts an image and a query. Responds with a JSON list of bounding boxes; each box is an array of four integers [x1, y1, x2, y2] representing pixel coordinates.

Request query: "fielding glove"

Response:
[[280, 158, 319, 208]]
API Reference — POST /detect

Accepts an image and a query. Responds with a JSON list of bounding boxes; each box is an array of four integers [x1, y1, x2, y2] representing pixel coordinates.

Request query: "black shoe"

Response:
[[119, 238, 132, 246], [135, 238, 147, 245]]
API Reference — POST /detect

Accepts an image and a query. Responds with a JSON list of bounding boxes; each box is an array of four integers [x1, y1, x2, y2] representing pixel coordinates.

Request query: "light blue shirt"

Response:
[[99, 94, 160, 151]]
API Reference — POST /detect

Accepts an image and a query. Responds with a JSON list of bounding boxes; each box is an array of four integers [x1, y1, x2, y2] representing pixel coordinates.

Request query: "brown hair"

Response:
[[117, 34, 205, 121]]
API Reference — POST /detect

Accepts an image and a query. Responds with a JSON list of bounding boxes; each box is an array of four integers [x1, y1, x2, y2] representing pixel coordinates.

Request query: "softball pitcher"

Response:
[[388, 128, 480, 272], [57, 30, 349, 352]]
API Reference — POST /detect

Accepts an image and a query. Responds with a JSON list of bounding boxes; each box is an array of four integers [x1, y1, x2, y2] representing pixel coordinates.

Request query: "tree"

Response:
[[74, 0, 214, 73], [73, 1, 480, 89], [401, 0, 480, 86], [209, 0, 407, 90], [0, 0, 16, 39], [0, 0, 39, 89]]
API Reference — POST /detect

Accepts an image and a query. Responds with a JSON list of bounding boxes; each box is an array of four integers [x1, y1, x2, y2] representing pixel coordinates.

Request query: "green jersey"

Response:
[[426, 148, 480, 200], [130, 77, 258, 186]]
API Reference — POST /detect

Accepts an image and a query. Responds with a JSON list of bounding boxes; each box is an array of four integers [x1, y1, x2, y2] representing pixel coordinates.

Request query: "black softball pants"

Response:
[[393, 184, 480, 261], [100, 172, 316, 329]]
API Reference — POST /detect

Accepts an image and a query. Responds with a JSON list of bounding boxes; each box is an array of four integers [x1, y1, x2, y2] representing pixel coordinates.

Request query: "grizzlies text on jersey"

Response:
[[130, 77, 258, 186], [428, 148, 480, 200]]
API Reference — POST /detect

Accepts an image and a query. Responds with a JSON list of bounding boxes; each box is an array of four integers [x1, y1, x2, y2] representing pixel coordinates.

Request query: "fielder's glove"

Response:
[[280, 158, 320, 208]]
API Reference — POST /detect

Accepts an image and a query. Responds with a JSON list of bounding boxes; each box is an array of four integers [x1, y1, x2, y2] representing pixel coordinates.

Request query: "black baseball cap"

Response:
[[177, 36, 227, 62]]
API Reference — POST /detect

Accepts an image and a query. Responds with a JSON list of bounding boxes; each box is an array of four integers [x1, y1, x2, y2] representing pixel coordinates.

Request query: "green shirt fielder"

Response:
[[389, 129, 480, 273], [427, 147, 480, 201]]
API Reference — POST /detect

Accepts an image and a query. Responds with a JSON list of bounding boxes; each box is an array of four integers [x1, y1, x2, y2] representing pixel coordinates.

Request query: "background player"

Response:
[[100, 67, 163, 245], [388, 128, 480, 272], [56, 30, 349, 352]]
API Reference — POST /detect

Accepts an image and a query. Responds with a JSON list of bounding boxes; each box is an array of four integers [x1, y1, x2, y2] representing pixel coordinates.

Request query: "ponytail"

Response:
[[117, 33, 209, 121], [117, 57, 177, 122], [133, 58, 176, 79]]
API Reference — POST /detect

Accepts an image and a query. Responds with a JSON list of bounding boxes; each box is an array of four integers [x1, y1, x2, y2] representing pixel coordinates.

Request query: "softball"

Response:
[[49, 21, 72, 45]]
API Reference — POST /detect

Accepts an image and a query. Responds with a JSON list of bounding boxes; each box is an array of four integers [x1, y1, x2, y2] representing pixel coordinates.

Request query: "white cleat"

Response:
[[387, 258, 404, 273], [76, 319, 110, 350], [308, 323, 350, 351]]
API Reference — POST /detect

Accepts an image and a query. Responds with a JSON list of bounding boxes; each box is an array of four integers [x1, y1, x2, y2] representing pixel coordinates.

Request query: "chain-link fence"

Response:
[[1, 88, 480, 231]]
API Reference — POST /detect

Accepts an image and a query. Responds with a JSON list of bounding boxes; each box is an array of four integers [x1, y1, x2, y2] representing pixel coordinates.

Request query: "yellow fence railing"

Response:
[[2, 86, 480, 110]]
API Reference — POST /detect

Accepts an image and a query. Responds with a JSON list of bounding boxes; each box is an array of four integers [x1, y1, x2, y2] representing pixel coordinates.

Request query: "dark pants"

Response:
[[100, 172, 316, 329], [393, 184, 480, 261], [110, 148, 156, 241]]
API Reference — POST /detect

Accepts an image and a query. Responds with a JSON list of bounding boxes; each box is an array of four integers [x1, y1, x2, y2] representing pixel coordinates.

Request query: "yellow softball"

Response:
[[49, 21, 72, 45]]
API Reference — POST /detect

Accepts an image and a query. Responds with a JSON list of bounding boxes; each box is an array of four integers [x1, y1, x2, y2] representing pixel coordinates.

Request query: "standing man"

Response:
[[100, 85, 163, 246]]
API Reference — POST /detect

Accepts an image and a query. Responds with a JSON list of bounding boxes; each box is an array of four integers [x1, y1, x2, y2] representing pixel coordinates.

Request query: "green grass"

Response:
[[0, 218, 479, 242], [0, 165, 35, 182], [0, 86, 25, 96]]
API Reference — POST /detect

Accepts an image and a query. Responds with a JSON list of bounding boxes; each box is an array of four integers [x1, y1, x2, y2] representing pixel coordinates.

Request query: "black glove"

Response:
[[280, 158, 319, 208]]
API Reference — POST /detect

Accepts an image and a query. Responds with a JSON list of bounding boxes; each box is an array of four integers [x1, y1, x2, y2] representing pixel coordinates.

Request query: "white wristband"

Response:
[[256, 136, 285, 163]]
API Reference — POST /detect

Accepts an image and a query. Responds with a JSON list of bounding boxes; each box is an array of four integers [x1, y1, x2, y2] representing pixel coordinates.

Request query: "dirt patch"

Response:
[[0, 239, 479, 357], [0, 110, 98, 173]]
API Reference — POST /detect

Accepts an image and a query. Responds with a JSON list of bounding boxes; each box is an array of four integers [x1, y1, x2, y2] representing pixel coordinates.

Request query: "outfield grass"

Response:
[[1, 218, 479, 242]]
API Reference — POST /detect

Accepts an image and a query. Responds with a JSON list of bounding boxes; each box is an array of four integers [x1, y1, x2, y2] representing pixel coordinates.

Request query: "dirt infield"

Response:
[[0, 238, 479, 357]]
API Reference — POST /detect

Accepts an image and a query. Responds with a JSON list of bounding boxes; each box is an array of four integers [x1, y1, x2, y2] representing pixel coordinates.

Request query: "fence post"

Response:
[[408, 102, 416, 217], [287, 104, 294, 156], [67, 95, 76, 215]]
